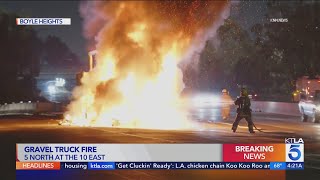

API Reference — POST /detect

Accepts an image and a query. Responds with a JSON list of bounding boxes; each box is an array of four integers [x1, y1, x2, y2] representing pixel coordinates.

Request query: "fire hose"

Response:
[[235, 108, 264, 132], [252, 122, 263, 132]]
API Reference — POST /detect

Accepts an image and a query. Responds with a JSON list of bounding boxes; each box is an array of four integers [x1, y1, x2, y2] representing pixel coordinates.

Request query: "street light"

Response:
[[55, 78, 66, 87], [48, 85, 56, 94]]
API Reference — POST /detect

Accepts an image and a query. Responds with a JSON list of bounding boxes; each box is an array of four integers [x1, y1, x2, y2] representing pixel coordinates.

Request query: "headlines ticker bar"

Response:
[[16, 162, 304, 170]]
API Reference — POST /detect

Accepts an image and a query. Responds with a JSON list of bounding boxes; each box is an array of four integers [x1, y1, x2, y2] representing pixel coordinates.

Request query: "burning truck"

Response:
[[69, 46, 189, 129], [62, 1, 231, 130]]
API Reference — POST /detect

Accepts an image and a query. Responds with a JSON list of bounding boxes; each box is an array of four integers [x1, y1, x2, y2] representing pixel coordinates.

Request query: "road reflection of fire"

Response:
[[63, 1, 230, 129]]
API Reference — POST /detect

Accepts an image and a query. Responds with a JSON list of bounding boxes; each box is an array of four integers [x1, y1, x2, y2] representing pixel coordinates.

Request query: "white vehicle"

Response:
[[298, 90, 320, 123]]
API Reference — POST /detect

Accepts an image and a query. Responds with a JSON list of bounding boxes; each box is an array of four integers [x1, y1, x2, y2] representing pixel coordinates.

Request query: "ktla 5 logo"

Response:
[[285, 138, 304, 162]]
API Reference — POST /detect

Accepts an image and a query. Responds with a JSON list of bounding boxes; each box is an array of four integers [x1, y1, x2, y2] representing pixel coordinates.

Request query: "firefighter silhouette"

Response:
[[221, 89, 233, 120], [232, 88, 255, 133]]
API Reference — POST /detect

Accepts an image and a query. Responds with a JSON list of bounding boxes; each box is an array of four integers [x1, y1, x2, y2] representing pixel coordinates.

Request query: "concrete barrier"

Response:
[[251, 101, 300, 116], [0, 102, 62, 115], [0, 102, 36, 114], [35, 102, 54, 113], [35, 102, 64, 113], [0, 101, 300, 117]]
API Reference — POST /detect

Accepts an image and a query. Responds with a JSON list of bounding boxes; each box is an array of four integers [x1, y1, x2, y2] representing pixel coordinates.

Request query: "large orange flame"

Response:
[[64, 1, 229, 129]]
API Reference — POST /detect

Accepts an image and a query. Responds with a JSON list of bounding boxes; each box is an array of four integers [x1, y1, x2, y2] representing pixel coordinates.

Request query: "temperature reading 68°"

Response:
[[273, 163, 282, 169]]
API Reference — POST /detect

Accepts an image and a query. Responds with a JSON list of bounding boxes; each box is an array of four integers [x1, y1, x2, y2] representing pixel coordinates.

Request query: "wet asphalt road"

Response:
[[1, 105, 320, 180]]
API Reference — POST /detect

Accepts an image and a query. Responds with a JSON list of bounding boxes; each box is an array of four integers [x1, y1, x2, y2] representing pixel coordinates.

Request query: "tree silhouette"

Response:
[[43, 35, 80, 67], [0, 11, 42, 102]]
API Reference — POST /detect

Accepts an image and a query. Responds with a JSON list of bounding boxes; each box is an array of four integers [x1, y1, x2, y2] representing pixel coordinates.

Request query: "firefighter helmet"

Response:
[[240, 88, 248, 97]]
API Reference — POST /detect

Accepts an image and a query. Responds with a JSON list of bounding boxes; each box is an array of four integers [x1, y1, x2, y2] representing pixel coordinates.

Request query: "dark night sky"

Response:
[[0, 1, 267, 63], [0, 1, 87, 61], [231, 1, 267, 30]]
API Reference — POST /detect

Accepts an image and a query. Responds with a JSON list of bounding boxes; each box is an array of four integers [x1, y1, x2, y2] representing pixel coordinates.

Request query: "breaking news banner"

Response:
[[15, 138, 304, 171], [16, 18, 71, 25]]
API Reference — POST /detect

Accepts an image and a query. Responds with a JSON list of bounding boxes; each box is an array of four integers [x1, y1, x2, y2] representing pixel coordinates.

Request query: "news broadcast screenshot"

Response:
[[0, 1, 319, 180]]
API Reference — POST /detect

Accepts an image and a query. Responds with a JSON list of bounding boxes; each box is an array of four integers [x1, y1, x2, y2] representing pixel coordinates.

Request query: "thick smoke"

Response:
[[80, 1, 230, 65], [180, 2, 231, 70], [66, 1, 230, 127]]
